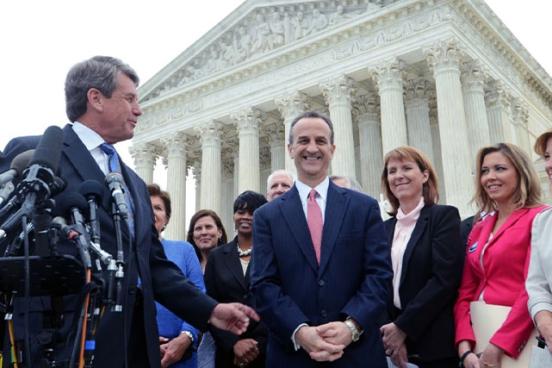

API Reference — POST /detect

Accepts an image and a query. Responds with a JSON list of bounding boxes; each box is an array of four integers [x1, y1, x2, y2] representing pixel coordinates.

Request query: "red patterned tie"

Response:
[[307, 189, 323, 264]]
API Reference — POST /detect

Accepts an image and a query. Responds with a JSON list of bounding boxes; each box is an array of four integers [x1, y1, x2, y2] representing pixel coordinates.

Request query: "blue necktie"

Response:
[[99, 143, 135, 236]]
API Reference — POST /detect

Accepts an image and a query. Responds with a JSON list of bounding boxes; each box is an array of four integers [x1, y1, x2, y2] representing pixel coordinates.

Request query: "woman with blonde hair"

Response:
[[454, 143, 546, 368], [380, 146, 464, 368]]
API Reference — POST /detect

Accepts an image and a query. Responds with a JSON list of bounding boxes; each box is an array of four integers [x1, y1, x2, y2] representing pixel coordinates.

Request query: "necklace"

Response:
[[236, 242, 252, 257]]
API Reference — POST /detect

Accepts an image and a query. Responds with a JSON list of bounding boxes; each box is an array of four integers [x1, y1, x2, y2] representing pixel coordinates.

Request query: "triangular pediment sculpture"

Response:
[[140, 0, 386, 102]]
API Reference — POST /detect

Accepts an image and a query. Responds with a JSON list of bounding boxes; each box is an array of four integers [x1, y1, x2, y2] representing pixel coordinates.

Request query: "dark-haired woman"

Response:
[[187, 209, 228, 273], [205, 191, 268, 368], [148, 184, 204, 368]]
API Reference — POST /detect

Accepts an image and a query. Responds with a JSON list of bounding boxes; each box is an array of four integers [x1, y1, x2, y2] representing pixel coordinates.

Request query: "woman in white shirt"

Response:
[[527, 131, 552, 352]]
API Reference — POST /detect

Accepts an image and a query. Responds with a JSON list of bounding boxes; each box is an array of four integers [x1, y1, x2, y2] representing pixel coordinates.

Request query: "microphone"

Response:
[[105, 172, 129, 219], [0, 126, 63, 241], [0, 150, 35, 206], [79, 180, 104, 244], [56, 192, 92, 269], [0, 149, 34, 187]]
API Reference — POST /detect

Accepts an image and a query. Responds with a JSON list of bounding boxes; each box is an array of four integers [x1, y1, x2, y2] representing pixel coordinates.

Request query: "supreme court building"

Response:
[[132, 0, 552, 239]]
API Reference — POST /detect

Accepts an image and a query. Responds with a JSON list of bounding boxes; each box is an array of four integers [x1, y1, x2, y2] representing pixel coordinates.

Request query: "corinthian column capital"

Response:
[[195, 121, 222, 147], [161, 132, 187, 158], [231, 108, 262, 133], [424, 39, 465, 72], [275, 91, 310, 119], [372, 59, 405, 92], [320, 75, 354, 107], [130, 142, 158, 164]]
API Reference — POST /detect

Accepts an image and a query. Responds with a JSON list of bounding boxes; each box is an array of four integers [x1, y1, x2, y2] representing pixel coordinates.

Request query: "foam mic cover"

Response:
[[55, 191, 89, 217], [30, 126, 64, 172], [79, 180, 104, 202], [10, 149, 35, 173]]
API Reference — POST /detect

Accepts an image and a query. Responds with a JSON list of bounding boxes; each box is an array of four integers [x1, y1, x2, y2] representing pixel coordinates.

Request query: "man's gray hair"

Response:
[[65, 56, 139, 122], [330, 175, 364, 192], [266, 169, 295, 187]]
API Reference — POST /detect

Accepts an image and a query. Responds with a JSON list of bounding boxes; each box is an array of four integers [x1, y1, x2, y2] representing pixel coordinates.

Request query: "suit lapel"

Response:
[[399, 205, 430, 286], [319, 183, 348, 275], [279, 186, 319, 273], [62, 125, 105, 182], [222, 239, 248, 290], [487, 208, 530, 247]]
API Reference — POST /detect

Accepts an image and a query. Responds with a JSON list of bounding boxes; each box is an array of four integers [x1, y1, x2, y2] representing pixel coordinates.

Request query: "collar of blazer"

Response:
[[386, 204, 431, 287], [278, 181, 349, 275], [61, 124, 147, 246], [221, 238, 249, 290], [472, 207, 531, 249]]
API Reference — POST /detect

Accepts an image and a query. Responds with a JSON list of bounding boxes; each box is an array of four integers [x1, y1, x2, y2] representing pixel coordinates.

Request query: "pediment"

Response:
[[140, 0, 387, 102]]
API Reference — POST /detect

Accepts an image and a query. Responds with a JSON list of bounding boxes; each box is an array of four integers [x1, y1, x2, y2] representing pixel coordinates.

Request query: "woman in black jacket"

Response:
[[205, 191, 268, 368], [380, 146, 465, 368]]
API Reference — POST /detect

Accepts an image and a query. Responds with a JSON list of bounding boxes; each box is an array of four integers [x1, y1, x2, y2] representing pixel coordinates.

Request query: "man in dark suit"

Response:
[[5, 56, 257, 368], [250, 111, 392, 367]]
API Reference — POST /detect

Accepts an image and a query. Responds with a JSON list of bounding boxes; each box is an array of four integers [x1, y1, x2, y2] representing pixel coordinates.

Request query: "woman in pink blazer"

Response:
[[454, 143, 546, 368]]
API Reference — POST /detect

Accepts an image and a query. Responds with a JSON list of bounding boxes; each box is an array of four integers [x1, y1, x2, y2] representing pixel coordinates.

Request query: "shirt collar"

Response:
[[295, 177, 330, 201], [72, 122, 106, 151], [396, 197, 425, 224]]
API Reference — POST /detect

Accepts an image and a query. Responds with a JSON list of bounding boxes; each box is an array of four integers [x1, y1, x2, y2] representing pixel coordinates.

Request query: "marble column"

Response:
[[221, 160, 235, 237], [198, 121, 222, 215], [232, 108, 261, 193], [374, 59, 408, 155], [355, 93, 382, 196], [267, 124, 286, 172], [321, 76, 356, 179], [130, 143, 157, 184], [164, 134, 187, 240], [194, 166, 201, 212], [462, 61, 491, 160], [233, 152, 239, 199], [512, 101, 531, 154], [426, 40, 472, 216], [275, 91, 310, 175], [405, 78, 434, 161], [429, 103, 446, 202], [485, 81, 513, 144]]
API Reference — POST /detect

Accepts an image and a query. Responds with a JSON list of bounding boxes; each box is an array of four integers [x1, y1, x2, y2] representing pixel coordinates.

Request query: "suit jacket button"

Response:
[[318, 280, 325, 287], [321, 309, 327, 317]]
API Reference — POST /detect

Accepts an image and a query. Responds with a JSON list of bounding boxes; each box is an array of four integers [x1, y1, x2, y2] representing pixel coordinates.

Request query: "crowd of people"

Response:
[[2, 55, 552, 368]]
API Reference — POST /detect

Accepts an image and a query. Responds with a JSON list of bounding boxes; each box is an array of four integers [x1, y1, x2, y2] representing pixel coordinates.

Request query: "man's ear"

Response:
[[87, 88, 104, 112]]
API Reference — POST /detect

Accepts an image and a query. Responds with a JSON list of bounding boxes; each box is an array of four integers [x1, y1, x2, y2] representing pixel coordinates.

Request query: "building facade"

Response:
[[133, 0, 552, 239]]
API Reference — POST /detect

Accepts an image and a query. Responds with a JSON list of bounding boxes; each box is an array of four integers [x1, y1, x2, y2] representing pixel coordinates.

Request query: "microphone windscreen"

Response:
[[30, 126, 64, 171], [105, 172, 124, 186], [54, 191, 88, 217], [10, 149, 35, 174], [79, 180, 104, 201]]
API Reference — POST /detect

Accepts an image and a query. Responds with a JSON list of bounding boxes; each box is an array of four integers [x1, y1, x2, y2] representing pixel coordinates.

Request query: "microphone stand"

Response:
[[21, 215, 32, 368], [111, 203, 124, 313]]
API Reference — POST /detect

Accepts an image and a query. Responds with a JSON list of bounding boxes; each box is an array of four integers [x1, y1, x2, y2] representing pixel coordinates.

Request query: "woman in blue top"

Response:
[[149, 184, 206, 368]]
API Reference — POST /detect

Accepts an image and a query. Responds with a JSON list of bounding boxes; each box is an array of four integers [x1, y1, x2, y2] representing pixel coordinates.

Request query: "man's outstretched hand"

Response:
[[208, 303, 260, 335]]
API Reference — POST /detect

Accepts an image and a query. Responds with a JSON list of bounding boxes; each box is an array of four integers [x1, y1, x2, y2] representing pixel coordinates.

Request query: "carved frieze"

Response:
[[146, 1, 390, 100]]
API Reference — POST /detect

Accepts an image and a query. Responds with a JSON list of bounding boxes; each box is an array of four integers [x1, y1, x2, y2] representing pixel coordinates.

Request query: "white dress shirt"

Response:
[[72, 122, 112, 175]]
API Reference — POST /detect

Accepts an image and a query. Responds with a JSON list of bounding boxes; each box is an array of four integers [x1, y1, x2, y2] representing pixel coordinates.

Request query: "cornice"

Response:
[[452, 0, 552, 107], [138, 0, 431, 108]]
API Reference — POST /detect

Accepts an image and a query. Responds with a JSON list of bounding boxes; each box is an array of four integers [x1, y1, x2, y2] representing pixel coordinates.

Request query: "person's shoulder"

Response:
[[210, 240, 235, 258], [427, 203, 459, 216]]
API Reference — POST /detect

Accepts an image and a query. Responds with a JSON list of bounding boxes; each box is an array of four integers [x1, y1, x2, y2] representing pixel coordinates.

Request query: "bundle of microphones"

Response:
[[0, 126, 130, 312]]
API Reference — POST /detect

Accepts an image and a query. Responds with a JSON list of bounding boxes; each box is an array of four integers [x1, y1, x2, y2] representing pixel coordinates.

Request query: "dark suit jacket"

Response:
[[205, 238, 267, 368], [250, 182, 392, 368], [0, 134, 41, 172], [7, 125, 217, 368], [384, 204, 465, 363]]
